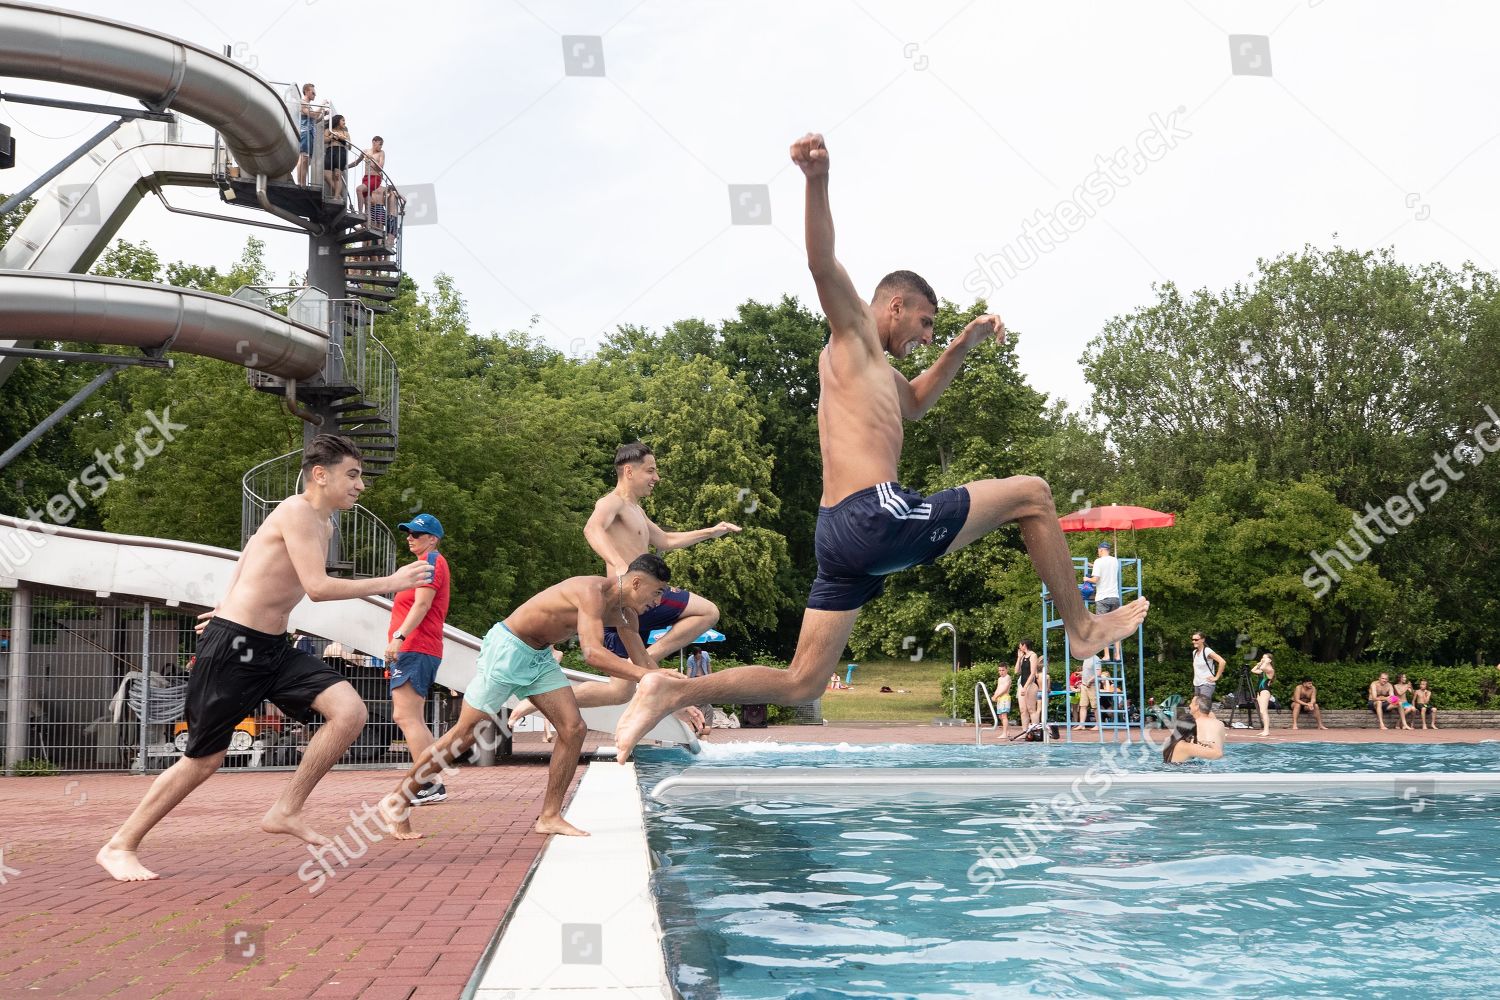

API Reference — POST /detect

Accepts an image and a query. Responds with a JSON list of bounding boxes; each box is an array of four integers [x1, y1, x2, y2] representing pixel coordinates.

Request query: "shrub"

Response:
[[12, 758, 57, 777]]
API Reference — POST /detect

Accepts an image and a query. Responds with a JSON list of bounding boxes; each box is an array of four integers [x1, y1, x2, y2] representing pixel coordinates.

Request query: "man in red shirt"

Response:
[[385, 513, 451, 805]]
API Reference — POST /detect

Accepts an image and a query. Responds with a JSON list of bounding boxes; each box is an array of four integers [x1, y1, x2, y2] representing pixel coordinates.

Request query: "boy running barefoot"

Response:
[[379, 554, 688, 839], [97, 435, 431, 881]]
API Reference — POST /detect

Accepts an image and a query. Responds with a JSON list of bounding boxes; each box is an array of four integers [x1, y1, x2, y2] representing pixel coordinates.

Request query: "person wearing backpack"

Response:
[[1190, 631, 1226, 707]]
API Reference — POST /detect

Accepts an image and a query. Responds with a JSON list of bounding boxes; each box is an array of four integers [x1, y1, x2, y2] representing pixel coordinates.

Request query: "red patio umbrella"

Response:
[[1058, 503, 1176, 555]]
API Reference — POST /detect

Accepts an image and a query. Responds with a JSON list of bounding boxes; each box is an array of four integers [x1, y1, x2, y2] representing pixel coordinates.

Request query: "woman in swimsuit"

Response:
[[1250, 653, 1275, 737], [1393, 673, 1416, 730], [1164, 695, 1224, 764], [323, 115, 352, 203]]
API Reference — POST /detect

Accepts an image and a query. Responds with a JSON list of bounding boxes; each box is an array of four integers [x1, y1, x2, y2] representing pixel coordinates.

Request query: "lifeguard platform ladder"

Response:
[[1041, 556, 1147, 743]]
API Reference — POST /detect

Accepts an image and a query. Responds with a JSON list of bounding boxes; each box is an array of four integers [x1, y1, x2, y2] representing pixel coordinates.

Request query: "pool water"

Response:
[[636, 743, 1500, 999]]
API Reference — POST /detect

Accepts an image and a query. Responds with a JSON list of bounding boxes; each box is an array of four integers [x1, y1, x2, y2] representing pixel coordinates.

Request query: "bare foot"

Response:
[[378, 793, 423, 840], [509, 699, 538, 728], [1379, 725, 1388, 731], [96, 843, 159, 882], [1291, 725, 1299, 731], [615, 671, 682, 763], [1318, 724, 1329, 730], [535, 814, 590, 837], [1257, 731, 1270, 738], [261, 806, 332, 847], [1068, 598, 1149, 657]]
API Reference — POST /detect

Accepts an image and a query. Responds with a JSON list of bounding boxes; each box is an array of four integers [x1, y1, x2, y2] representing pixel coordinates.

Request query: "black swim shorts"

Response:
[[183, 617, 348, 757]]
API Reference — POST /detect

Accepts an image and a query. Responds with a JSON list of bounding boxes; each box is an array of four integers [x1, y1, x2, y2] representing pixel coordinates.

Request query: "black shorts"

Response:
[[184, 617, 348, 758], [807, 482, 970, 611]]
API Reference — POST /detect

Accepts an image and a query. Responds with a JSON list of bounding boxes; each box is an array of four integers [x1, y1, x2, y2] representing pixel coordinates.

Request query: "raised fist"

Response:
[[790, 132, 829, 178]]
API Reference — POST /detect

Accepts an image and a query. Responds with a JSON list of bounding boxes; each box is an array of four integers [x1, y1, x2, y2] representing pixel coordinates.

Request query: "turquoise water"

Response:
[[637, 743, 1500, 999]]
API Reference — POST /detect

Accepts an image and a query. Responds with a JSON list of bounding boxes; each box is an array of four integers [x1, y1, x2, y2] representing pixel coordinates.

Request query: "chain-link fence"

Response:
[[2, 583, 447, 774]]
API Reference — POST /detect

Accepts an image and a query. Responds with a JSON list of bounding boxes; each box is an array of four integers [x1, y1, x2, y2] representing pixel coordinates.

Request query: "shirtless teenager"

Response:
[[509, 442, 733, 734], [1164, 695, 1225, 764], [379, 554, 675, 840], [96, 435, 432, 882], [1290, 678, 1328, 730], [613, 133, 1148, 760]]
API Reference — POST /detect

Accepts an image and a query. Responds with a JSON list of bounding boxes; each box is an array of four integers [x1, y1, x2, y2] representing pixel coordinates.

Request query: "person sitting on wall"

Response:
[[1290, 678, 1328, 730]]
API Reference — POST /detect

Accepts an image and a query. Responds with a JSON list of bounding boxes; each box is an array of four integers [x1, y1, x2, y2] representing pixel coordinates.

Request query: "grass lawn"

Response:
[[818, 659, 955, 722]]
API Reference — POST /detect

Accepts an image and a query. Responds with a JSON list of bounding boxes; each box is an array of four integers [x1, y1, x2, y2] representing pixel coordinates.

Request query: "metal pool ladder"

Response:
[[973, 681, 1000, 746]]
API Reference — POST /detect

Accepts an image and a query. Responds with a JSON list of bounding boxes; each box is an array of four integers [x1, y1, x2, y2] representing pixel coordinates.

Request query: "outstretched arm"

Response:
[[577, 596, 650, 683], [893, 313, 1006, 420], [648, 518, 741, 552], [791, 133, 877, 353], [284, 505, 431, 601]]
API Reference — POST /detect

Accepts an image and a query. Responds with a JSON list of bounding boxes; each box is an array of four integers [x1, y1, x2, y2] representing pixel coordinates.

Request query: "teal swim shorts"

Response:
[[464, 622, 571, 715]]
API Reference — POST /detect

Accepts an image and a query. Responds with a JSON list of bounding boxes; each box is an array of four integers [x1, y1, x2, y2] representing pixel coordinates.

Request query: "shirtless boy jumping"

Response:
[[612, 133, 1148, 760], [379, 553, 677, 840], [509, 442, 734, 734], [96, 435, 432, 881]]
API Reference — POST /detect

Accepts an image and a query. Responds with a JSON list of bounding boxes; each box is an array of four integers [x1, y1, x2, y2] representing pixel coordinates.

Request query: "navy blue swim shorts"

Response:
[[807, 482, 971, 612]]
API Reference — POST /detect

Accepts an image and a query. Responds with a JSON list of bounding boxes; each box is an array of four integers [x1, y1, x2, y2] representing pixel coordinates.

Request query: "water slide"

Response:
[[0, 0, 304, 386], [0, 515, 700, 749], [0, 4, 699, 747]]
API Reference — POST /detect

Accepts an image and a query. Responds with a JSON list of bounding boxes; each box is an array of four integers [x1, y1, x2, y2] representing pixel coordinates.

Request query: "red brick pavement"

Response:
[[0, 736, 602, 1000]]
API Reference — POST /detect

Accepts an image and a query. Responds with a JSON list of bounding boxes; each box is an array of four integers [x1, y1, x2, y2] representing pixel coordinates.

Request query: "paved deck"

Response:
[[0, 734, 604, 1000]]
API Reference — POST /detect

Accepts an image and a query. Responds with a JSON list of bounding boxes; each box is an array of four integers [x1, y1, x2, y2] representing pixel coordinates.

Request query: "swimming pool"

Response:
[[636, 742, 1500, 999]]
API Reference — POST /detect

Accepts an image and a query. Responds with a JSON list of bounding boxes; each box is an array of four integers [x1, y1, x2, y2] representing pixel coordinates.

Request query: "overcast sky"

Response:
[[6, 1, 1499, 411]]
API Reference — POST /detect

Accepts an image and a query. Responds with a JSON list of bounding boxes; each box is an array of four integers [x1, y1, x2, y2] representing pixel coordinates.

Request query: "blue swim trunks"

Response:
[[603, 586, 691, 656], [807, 482, 971, 611], [389, 651, 441, 698], [464, 623, 571, 716]]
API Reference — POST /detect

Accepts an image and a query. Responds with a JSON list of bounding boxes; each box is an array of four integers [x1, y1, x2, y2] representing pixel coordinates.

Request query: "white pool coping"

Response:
[[473, 761, 673, 1000], [651, 767, 1500, 804]]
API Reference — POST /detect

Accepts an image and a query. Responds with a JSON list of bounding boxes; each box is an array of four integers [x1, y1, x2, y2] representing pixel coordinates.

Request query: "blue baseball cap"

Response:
[[1097, 541, 1111, 550], [398, 513, 444, 538]]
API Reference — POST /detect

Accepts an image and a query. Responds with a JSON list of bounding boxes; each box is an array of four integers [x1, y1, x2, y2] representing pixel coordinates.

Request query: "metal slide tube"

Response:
[[0, 271, 329, 379], [0, 1, 298, 177]]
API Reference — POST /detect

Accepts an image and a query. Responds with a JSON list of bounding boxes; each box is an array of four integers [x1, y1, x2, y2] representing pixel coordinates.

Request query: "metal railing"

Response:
[[241, 449, 396, 579], [232, 286, 397, 423], [1, 583, 442, 773], [973, 681, 999, 747]]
